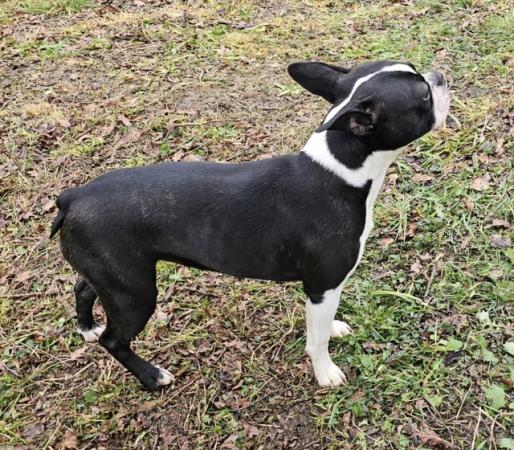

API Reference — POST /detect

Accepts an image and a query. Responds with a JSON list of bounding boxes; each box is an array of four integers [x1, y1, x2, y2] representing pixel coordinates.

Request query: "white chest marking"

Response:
[[302, 133, 401, 283]]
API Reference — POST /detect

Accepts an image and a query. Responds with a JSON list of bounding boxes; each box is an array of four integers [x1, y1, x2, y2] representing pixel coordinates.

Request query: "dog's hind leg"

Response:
[[74, 278, 104, 342], [98, 287, 173, 391], [84, 261, 173, 391]]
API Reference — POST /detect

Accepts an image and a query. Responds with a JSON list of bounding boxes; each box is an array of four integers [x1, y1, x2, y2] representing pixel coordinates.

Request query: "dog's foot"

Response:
[[155, 366, 174, 386], [331, 320, 353, 338], [142, 366, 174, 391], [313, 359, 347, 387], [78, 323, 105, 342]]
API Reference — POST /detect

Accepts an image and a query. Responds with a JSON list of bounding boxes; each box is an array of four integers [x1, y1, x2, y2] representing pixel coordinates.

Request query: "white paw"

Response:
[[155, 366, 174, 386], [331, 320, 353, 338], [313, 360, 347, 387], [78, 324, 105, 342]]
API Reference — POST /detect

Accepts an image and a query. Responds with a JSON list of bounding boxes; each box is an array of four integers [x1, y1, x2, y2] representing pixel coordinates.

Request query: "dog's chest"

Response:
[[352, 151, 399, 276], [302, 134, 400, 280]]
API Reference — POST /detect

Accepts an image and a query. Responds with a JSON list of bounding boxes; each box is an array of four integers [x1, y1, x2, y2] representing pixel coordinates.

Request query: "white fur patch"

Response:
[[302, 132, 400, 188], [78, 324, 105, 342], [323, 63, 417, 124], [306, 285, 347, 387], [331, 320, 353, 337], [155, 366, 174, 386]]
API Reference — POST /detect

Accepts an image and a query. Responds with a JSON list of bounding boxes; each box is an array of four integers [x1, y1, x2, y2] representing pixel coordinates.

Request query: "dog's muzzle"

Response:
[[423, 70, 450, 130]]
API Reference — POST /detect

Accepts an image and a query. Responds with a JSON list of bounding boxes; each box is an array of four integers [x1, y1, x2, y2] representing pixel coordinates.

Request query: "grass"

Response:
[[0, 0, 513, 448]]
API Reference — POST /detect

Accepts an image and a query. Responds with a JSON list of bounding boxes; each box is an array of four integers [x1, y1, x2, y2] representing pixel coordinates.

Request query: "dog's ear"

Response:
[[287, 62, 350, 103], [317, 99, 386, 135]]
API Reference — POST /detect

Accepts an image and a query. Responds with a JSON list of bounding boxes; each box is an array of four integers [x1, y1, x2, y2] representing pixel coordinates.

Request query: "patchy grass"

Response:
[[0, 0, 512, 448]]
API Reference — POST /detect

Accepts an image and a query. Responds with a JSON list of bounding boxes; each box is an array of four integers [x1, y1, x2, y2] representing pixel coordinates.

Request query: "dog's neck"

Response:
[[301, 131, 401, 188]]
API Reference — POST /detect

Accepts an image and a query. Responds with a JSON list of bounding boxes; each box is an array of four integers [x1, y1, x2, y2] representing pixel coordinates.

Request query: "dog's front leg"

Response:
[[305, 285, 347, 387]]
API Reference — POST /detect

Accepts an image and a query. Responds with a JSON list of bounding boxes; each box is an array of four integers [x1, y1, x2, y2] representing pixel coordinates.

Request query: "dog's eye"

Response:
[[422, 84, 431, 101]]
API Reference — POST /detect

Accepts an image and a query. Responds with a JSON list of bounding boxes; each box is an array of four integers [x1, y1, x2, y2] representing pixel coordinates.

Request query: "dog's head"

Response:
[[288, 60, 450, 150]]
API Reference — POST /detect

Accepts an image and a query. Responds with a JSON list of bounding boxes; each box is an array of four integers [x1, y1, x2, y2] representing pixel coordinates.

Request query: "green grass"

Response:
[[21, 0, 90, 15], [0, 0, 512, 448]]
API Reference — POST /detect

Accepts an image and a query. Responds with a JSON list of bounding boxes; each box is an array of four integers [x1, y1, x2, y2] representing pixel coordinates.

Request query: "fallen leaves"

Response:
[[15, 270, 33, 283], [113, 129, 143, 149], [69, 346, 89, 361], [41, 197, 56, 213], [22, 422, 44, 441], [410, 424, 458, 449], [413, 173, 435, 183], [470, 174, 491, 191], [491, 235, 511, 248], [56, 430, 79, 450]]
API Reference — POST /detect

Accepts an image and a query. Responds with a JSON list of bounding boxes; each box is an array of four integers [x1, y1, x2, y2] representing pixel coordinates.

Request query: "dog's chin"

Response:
[[431, 85, 450, 130]]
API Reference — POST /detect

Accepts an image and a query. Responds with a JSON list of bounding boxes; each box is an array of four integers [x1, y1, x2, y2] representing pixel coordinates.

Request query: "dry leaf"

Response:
[[118, 114, 132, 127], [15, 271, 32, 283], [42, 198, 56, 212], [139, 399, 160, 412], [171, 150, 185, 161], [413, 173, 435, 183], [114, 130, 142, 149], [69, 346, 88, 361], [380, 237, 395, 246], [495, 138, 504, 156], [406, 223, 417, 238], [23, 422, 44, 440], [57, 430, 79, 450], [411, 425, 457, 449], [410, 261, 422, 274], [242, 421, 260, 439], [491, 218, 510, 228], [220, 433, 238, 449], [470, 174, 490, 191], [182, 154, 203, 162], [463, 197, 474, 212], [387, 173, 399, 185], [489, 269, 503, 279], [491, 235, 511, 248]]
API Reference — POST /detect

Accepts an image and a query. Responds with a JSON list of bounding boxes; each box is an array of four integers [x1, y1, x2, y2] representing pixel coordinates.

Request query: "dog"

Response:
[[51, 60, 450, 390]]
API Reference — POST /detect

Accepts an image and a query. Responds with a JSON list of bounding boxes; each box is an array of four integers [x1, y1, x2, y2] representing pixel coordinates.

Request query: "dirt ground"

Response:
[[1, 0, 513, 449]]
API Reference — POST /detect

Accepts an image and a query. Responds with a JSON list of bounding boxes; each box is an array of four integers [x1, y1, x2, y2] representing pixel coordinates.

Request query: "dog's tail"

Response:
[[49, 187, 79, 239]]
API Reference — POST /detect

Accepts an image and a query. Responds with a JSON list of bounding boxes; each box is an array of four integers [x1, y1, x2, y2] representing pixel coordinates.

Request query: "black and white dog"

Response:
[[51, 60, 449, 390]]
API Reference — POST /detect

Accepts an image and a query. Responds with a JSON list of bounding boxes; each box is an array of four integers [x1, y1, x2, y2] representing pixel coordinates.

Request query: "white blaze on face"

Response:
[[423, 72, 450, 130], [322, 63, 417, 125]]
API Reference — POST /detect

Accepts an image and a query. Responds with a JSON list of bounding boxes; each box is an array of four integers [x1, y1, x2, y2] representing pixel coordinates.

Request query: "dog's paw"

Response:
[[313, 360, 347, 387], [331, 320, 353, 338], [78, 323, 105, 342], [155, 366, 174, 386]]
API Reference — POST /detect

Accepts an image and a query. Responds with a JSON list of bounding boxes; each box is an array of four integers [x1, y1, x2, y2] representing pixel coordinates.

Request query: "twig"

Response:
[[455, 384, 472, 419], [489, 414, 499, 450], [470, 407, 482, 450]]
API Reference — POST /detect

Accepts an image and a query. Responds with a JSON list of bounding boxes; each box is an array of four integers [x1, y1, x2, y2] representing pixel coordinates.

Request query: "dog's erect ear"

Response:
[[317, 99, 386, 135], [287, 62, 350, 103]]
